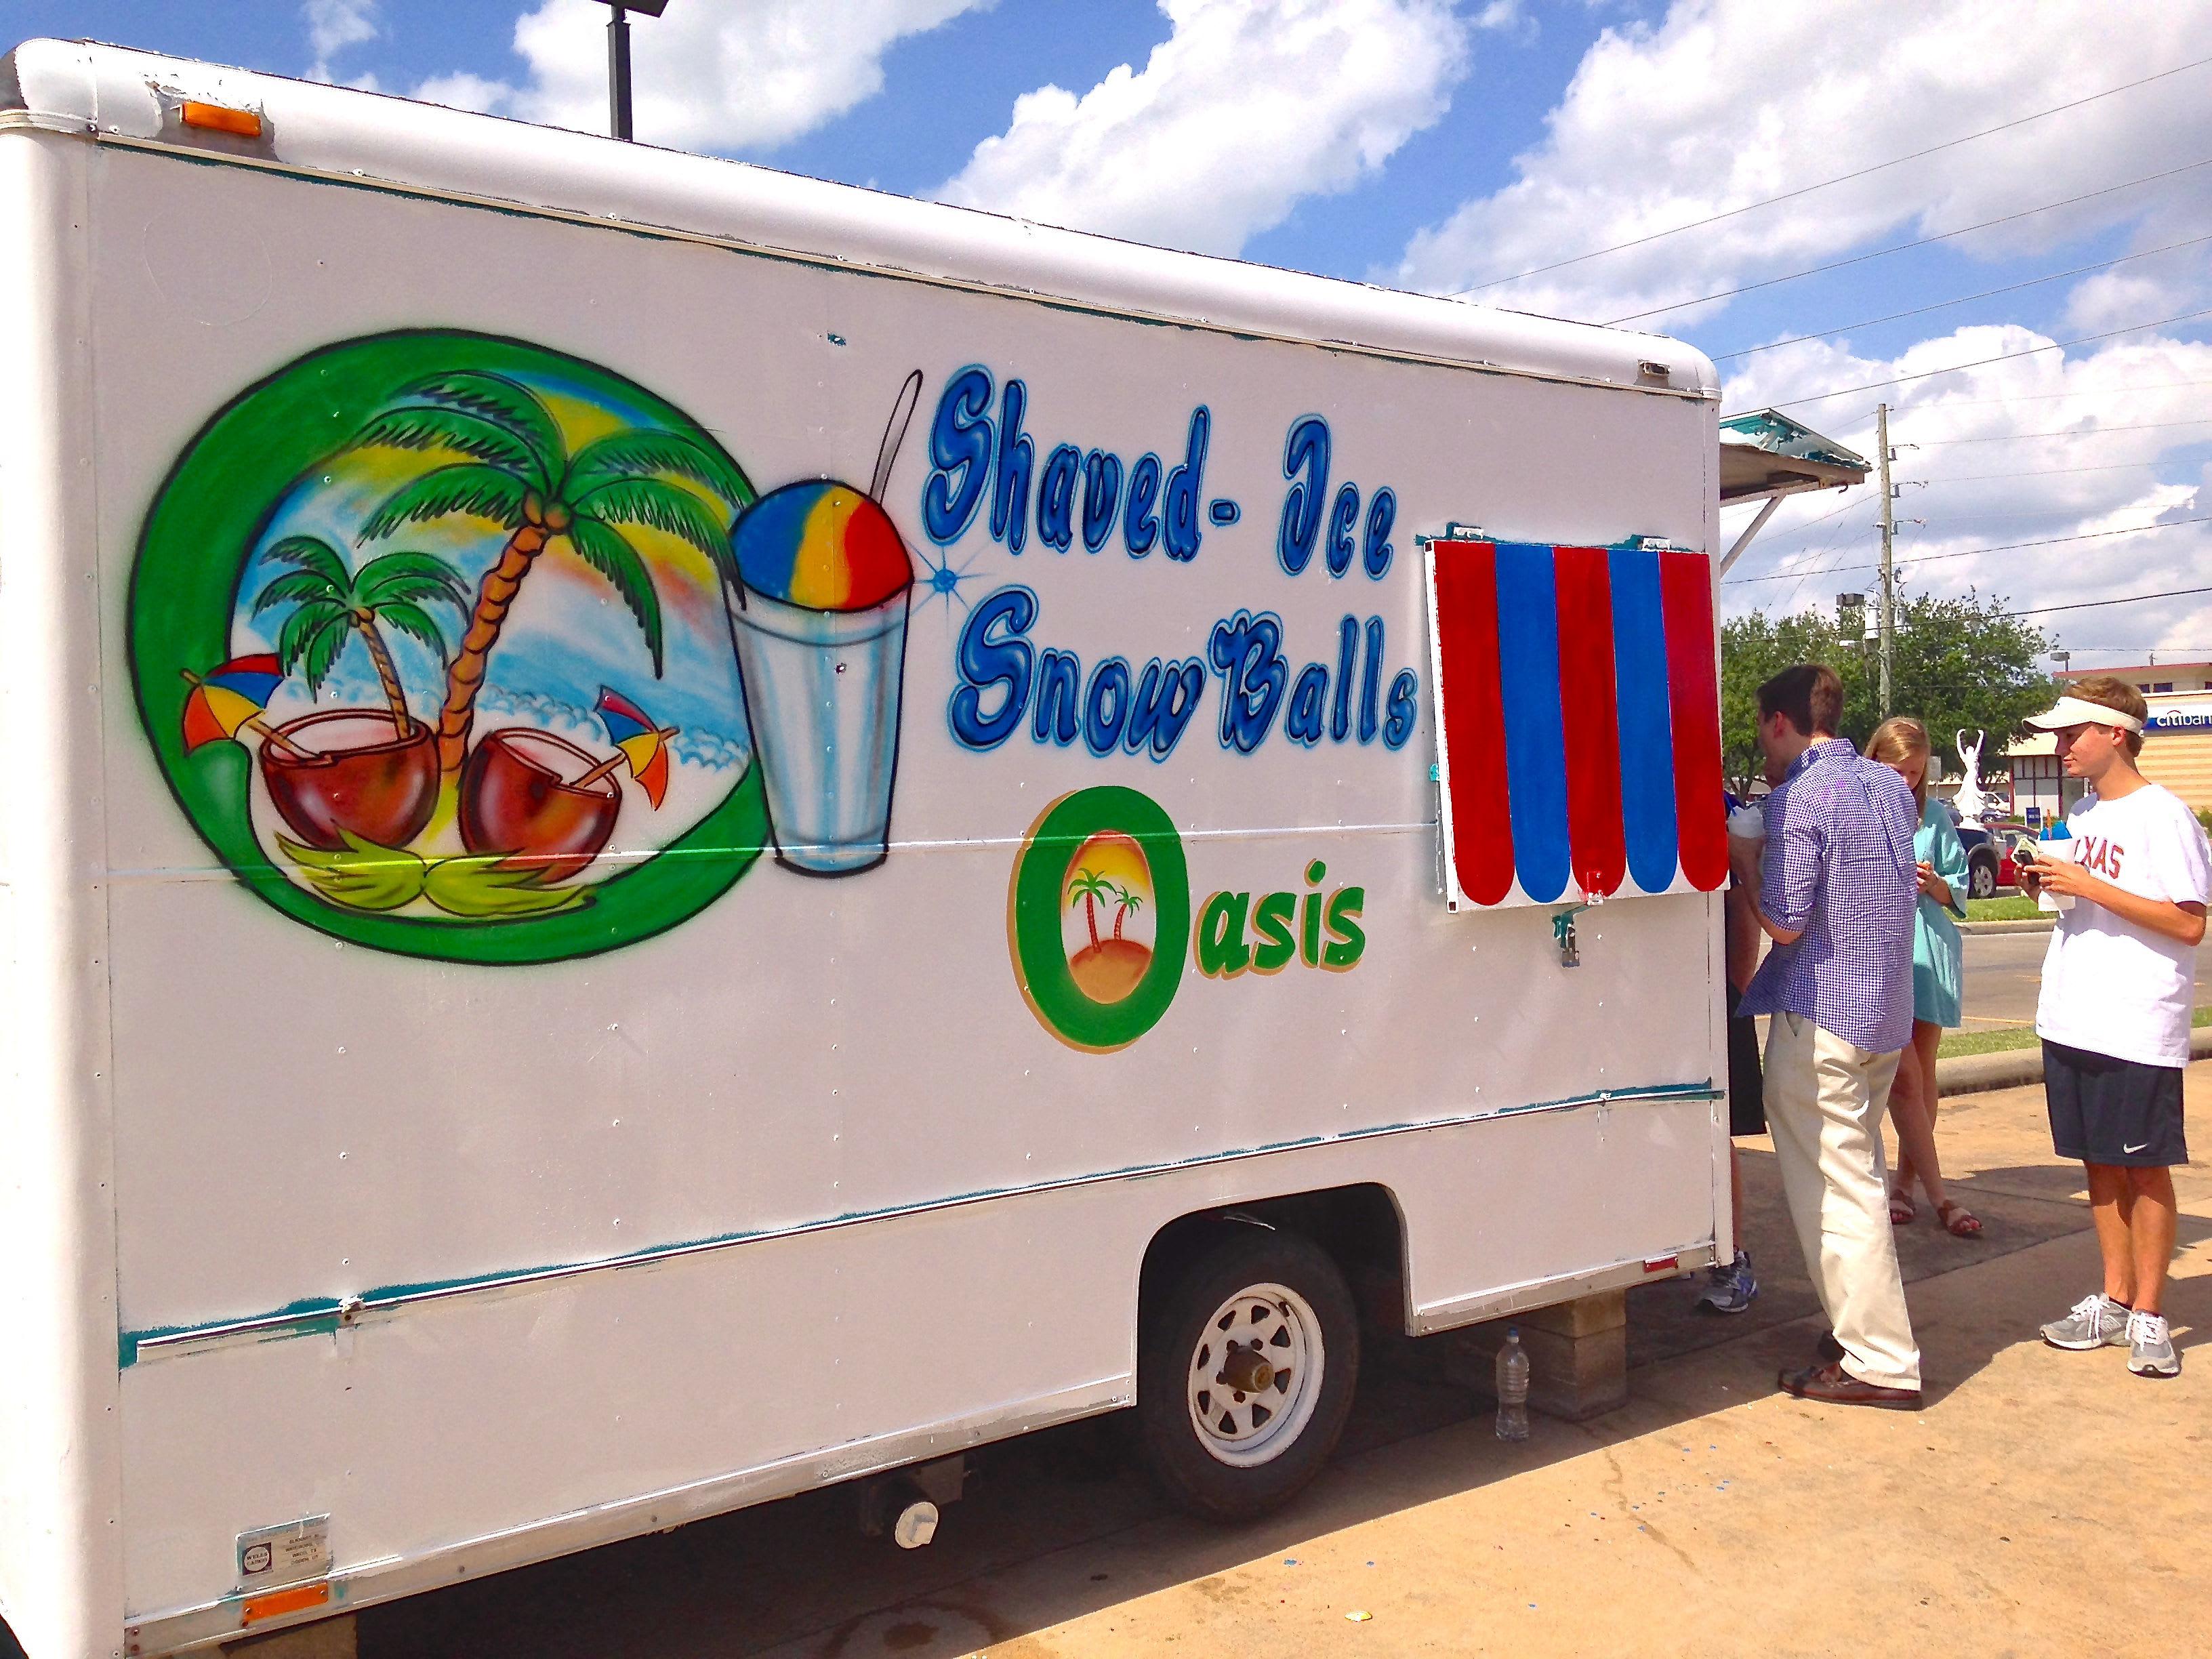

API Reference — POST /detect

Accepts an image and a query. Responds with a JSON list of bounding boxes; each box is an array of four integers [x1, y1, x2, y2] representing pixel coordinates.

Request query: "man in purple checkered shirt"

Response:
[[1740, 663, 1923, 1410]]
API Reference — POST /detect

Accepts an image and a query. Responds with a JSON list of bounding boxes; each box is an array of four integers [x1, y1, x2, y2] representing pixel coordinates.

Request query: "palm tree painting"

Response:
[[1063, 834, 1154, 1004], [343, 369, 755, 779], [245, 535, 468, 853], [252, 536, 468, 733], [1111, 882, 1143, 941], [1067, 867, 1113, 951]]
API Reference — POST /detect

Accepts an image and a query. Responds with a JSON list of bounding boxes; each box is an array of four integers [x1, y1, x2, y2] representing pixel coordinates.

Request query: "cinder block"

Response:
[[1519, 1288, 1625, 1339], [1443, 1292, 1629, 1422]]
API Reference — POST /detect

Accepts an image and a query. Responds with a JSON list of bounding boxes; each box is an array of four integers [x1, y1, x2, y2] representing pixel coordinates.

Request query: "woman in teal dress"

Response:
[[1866, 718, 1982, 1237]]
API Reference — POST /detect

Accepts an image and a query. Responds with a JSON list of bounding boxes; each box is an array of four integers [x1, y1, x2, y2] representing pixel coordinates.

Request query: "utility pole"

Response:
[[1877, 401, 1895, 718]]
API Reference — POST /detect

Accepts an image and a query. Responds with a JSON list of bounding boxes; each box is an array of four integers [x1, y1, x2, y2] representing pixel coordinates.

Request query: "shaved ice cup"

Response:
[[729, 581, 912, 876]]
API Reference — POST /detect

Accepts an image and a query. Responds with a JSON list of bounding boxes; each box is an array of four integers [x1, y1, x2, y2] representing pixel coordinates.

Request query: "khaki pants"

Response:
[[1763, 1012, 1921, 1390]]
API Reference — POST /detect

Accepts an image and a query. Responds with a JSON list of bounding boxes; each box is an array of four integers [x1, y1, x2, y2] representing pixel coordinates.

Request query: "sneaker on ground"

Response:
[[1695, 1251, 1758, 1315], [2041, 1292, 2130, 1351], [2127, 1310, 2179, 1378]]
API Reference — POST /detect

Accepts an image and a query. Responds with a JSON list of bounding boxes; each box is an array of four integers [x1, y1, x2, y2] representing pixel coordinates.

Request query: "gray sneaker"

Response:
[[1695, 1251, 1758, 1315], [2041, 1292, 2129, 1351], [2127, 1310, 2180, 1378]]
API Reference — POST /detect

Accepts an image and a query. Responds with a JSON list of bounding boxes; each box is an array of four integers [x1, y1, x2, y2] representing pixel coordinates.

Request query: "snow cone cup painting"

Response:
[[728, 480, 914, 876]]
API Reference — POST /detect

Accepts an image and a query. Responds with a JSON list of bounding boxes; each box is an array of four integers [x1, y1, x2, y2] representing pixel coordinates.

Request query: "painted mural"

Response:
[[131, 331, 915, 964]]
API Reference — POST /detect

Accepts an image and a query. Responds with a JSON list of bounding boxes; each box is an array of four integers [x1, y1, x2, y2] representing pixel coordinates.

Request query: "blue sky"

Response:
[[10, 0, 2212, 664]]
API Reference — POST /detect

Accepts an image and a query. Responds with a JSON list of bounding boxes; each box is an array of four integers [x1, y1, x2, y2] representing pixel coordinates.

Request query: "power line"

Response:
[[1606, 157, 2212, 326], [1926, 460, 2163, 482], [1448, 54, 2212, 298], [1724, 515, 2212, 586], [1881, 514, 2211, 571], [2014, 583, 2212, 617], [1708, 231, 2212, 362], [1754, 302, 2212, 412], [1906, 416, 2212, 445], [1864, 377, 2212, 415]]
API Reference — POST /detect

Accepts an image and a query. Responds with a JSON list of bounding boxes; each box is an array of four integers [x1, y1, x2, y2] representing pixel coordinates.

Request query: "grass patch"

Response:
[[1966, 895, 2042, 922], [1938, 1004, 2212, 1059], [1938, 1025, 2039, 1059]]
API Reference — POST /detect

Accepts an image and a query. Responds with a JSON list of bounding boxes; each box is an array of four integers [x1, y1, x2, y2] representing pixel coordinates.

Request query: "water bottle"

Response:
[[1494, 1328, 1530, 1441]]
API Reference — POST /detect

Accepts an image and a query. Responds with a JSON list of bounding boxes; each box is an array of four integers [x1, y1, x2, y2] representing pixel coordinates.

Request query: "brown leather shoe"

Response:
[[1778, 1360, 1922, 1411]]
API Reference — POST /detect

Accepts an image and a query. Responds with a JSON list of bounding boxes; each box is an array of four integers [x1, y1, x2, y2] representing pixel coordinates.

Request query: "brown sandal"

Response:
[[1935, 1200, 1982, 1238], [1889, 1190, 1916, 1226]]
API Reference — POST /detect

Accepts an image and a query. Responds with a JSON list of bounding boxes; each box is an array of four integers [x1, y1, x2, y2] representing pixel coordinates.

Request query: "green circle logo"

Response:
[[1008, 786, 1189, 1051], [131, 329, 770, 964]]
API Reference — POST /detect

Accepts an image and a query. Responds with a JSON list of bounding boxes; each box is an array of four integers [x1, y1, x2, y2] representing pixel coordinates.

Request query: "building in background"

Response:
[[2008, 663, 2212, 821]]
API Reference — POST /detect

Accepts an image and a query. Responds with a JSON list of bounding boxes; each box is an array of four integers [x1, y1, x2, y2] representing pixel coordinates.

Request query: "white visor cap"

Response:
[[2024, 695, 2146, 733]]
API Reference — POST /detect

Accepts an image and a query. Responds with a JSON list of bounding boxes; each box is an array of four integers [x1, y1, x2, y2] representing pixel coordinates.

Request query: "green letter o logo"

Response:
[[1008, 787, 1188, 1052]]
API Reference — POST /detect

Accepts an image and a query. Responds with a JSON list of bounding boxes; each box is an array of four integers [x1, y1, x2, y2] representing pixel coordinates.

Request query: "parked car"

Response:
[[1954, 817, 2028, 899]]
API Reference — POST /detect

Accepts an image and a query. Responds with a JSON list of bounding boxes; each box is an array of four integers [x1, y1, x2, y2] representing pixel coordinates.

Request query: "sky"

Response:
[[11, 0, 2212, 671]]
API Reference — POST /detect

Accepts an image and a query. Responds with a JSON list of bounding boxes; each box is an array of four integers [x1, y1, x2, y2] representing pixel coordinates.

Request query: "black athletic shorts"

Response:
[[1726, 983, 1766, 1137], [2043, 1039, 2188, 1168]]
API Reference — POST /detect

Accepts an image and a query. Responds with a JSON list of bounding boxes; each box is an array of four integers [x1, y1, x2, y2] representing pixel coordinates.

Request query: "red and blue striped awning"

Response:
[[1426, 538, 1729, 909]]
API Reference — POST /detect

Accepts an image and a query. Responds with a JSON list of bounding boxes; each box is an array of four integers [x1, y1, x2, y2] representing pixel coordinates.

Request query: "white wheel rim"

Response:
[[1185, 1280, 1325, 1468]]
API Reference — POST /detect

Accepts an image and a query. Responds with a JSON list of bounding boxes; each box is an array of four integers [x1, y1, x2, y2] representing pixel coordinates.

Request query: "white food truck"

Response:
[[1, 39, 1739, 1658]]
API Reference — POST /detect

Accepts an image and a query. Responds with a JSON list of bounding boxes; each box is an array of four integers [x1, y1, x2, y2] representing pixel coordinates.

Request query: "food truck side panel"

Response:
[[0, 45, 1723, 1647], [0, 128, 127, 1659]]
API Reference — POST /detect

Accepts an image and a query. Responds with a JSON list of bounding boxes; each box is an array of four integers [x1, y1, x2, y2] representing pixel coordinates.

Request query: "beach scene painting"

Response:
[[192, 350, 754, 920], [137, 331, 927, 962], [1061, 831, 1158, 1004]]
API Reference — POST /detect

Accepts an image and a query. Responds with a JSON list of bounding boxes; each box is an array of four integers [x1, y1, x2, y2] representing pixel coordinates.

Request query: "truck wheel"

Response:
[[1968, 851, 1996, 900], [1135, 1227, 1359, 1521]]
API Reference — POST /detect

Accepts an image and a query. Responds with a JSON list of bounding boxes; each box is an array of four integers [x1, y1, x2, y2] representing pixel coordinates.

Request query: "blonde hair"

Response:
[[2066, 674, 2148, 757], [1864, 716, 1933, 812]]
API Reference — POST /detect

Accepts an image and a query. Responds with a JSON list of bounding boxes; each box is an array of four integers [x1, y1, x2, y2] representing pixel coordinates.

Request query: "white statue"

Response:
[[1954, 729, 1989, 823]]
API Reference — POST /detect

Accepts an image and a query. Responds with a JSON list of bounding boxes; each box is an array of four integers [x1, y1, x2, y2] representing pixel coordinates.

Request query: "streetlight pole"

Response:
[[589, 0, 669, 142], [607, 6, 632, 140]]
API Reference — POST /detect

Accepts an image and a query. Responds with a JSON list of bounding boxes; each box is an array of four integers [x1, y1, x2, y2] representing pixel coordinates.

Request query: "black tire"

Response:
[[1967, 849, 1997, 901], [1134, 1225, 1359, 1522]]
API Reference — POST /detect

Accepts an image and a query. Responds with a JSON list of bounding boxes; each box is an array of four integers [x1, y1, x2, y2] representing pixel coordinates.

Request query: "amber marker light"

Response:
[[180, 100, 264, 139]]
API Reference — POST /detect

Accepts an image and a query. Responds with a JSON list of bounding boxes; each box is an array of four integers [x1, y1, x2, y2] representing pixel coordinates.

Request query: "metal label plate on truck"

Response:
[[236, 1515, 332, 1590]]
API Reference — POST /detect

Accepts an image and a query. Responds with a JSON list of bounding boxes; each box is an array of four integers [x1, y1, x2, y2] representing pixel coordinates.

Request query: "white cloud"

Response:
[[304, 0, 380, 85], [1393, 0, 2212, 327], [935, 0, 1471, 257], [2062, 267, 2198, 335], [412, 0, 994, 150], [410, 72, 512, 117], [1718, 323, 2212, 658]]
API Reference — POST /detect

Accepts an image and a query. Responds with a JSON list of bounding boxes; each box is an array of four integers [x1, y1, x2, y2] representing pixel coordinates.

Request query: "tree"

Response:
[[251, 537, 469, 735], [1067, 867, 1112, 951], [345, 370, 754, 777], [1719, 589, 2053, 796]]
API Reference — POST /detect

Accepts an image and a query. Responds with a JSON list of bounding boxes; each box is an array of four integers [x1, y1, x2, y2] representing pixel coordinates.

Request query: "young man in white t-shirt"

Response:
[[2018, 676, 2211, 1378]]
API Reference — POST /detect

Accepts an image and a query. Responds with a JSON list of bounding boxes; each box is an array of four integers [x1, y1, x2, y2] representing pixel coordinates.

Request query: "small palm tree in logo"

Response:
[[1111, 882, 1143, 942]]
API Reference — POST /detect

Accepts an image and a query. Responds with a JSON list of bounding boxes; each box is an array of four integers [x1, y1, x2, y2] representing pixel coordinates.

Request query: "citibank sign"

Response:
[[2146, 703, 2212, 732]]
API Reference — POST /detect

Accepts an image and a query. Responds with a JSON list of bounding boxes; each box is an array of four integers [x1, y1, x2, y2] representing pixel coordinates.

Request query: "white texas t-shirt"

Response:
[[2036, 782, 2212, 1067]]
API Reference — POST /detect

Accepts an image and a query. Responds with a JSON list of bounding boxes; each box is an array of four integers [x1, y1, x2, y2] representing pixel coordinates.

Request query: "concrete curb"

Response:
[[1956, 917, 2055, 935], [1936, 1024, 2212, 1098]]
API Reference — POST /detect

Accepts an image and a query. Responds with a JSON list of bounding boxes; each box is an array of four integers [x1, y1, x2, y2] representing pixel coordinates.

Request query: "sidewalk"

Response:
[[768, 1067, 2211, 1659]]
